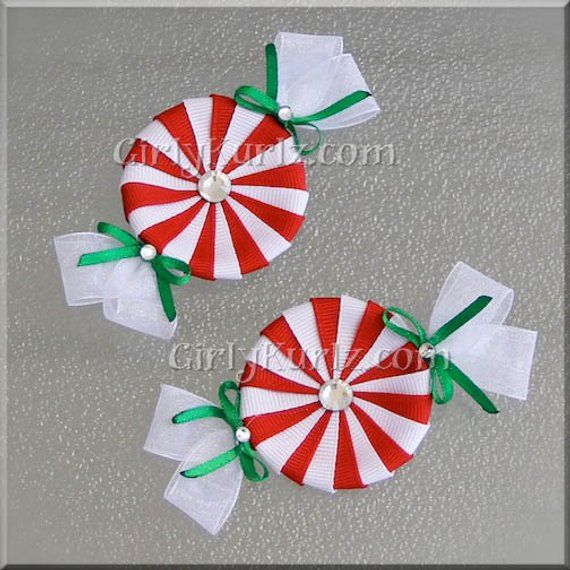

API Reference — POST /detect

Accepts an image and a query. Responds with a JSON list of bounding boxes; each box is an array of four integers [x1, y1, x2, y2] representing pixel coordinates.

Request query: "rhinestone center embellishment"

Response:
[[319, 379, 353, 411], [198, 171, 231, 203]]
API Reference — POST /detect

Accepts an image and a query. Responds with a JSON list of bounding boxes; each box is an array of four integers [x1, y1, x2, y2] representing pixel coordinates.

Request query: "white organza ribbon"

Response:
[[427, 262, 538, 400], [144, 385, 243, 536], [274, 32, 380, 130], [54, 233, 177, 339]]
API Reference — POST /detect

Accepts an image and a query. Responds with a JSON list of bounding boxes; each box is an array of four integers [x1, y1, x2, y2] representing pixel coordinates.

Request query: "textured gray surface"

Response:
[[6, 6, 564, 565]]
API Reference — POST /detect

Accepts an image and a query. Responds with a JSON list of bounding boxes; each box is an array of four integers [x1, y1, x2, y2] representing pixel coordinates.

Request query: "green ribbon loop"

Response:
[[233, 42, 372, 156], [77, 222, 191, 322], [382, 295, 499, 414], [172, 380, 270, 483]]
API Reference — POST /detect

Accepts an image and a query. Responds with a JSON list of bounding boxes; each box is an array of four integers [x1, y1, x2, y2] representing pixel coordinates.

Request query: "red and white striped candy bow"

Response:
[[55, 31, 380, 337], [145, 262, 537, 533]]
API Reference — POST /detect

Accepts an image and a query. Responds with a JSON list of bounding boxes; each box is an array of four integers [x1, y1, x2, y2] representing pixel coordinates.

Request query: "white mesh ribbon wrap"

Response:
[[144, 385, 243, 536], [274, 32, 380, 129], [427, 262, 537, 400], [54, 232, 177, 339]]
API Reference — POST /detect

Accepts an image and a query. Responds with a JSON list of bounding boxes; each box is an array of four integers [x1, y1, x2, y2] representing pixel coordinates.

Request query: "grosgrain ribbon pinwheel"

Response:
[[383, 296, 499, 413], [172, 381, 269, 482], [77, 222, 191, 323], [234, 44, 372, 155]]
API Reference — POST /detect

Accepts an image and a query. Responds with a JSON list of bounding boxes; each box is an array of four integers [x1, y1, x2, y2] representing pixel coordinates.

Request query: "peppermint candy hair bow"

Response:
[[145, 262, 537, 534], [54, 32, 380, 339]]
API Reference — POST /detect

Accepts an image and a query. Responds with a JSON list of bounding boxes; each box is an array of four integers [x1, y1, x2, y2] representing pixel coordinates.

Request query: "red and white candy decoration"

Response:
[[145, 262, 537, 534], [121, 94, 308, 280], [240, 296, 432, 491], [54, 31, 380, 338]]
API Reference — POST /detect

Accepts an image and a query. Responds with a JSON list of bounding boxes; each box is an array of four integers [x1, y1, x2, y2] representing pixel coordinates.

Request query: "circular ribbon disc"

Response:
[[239, 297, 434, 491], [120, 94, 308, 280]]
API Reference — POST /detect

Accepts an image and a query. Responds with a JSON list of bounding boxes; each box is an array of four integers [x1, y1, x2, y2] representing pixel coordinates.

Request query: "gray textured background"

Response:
[[6, 6, 564, 565]]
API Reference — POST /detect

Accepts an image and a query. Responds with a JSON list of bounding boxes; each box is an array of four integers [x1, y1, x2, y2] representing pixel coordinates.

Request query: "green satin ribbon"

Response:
[[77, 222, 191, 323], [234, 43, 372, 156], [172, 380, 269, 482], [382, 295, 499, 414]]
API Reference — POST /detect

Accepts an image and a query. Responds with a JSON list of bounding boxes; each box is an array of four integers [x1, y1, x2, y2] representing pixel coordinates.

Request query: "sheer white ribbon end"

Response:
[[430, 262, 538, 401], [274, 32, 380, 129], [145, 385, 243, 536], [54, 232, 177, 339], [164, 430, 243, 536]]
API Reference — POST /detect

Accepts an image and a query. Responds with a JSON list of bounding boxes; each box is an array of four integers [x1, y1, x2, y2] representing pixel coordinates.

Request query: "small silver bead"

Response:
[[418, 342, 436, 360], [235, 426, 251, 443], [277, 105, 293, 121], [140, 244, 157, 261]]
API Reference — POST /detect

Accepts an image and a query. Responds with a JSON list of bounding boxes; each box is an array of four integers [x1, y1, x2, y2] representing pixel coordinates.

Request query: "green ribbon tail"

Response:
[[446, 361, 499, 414], [152, 256, 192, 321], [265, 43, 278, 99], [429, 295, 492, 345], [180, 447, 240, 478], [172, 380, 270, 482], [78, 244, 140, 266], [290, 90, 371, 124], [239, 443, 270, 482], [172, 405, 224, 424], [156, 276, 176, 322], [431, 355, 454, 404]]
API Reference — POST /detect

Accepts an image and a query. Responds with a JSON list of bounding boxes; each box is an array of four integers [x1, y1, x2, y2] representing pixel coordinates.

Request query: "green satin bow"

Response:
[[77, 222, 191, 323], [172, 380, 269, 482], [383, 295, 499, 414], [234, 43, 371, 156]]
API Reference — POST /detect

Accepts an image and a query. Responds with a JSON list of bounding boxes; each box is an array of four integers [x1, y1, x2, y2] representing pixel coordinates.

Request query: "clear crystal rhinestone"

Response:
[[277, 105, 293, 121], [418, 342, 436, 360], [319, 379, 353, 411], [139, 244, 157, 261], [235, 426, 251, 443], [198, 171, 231, 203]]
